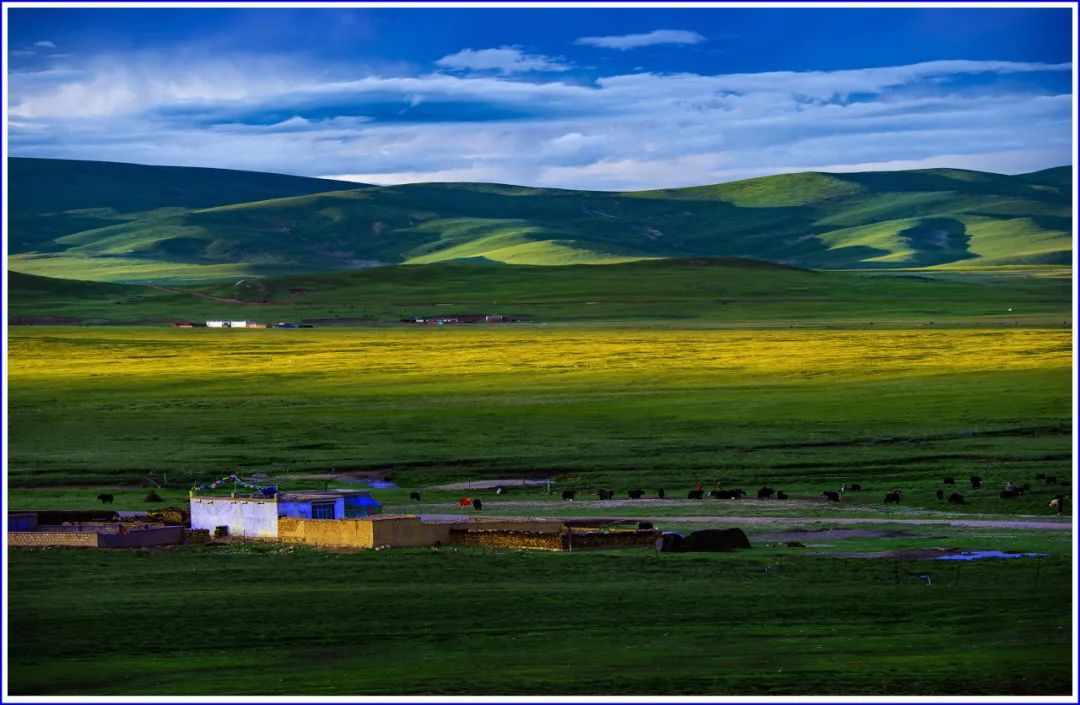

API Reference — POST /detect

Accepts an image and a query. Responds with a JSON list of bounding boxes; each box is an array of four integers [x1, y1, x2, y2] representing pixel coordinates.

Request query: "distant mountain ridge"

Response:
[[7, 157, 1072, 282]]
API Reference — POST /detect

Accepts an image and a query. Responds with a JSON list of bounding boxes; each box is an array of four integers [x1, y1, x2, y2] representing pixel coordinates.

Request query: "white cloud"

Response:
[[435, 46, 571, 74], [7, 55, 1072, 190], [575, 29, 705, 50], [33, 40, 57, 49]]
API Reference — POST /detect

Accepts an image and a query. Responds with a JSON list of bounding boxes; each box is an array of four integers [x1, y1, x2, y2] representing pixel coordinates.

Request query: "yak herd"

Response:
[[396, 474, 1068, 515]]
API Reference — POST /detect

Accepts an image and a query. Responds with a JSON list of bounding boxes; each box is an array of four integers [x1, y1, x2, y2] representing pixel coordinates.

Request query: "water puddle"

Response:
[[935, 551, 1050, 561]]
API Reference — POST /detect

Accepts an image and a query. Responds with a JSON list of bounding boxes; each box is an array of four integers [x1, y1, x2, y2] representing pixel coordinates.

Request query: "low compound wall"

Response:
[[450, 528, 661, 551], [565, 529, 661, 551], [8, 525, 185, 549], [450, 529, 564, 551], [8, 532, 101, 547]]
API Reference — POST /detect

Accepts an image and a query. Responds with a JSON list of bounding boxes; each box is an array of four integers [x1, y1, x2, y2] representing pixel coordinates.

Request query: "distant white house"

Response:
[[205, 320, 262, 328]]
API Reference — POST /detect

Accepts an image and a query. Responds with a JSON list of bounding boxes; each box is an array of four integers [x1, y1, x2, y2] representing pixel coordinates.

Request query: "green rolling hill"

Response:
[[6, 158, 1072, 282]]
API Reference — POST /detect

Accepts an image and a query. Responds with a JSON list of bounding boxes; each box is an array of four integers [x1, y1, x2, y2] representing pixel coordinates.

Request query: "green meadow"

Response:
[[7, 538, 1072, 696]]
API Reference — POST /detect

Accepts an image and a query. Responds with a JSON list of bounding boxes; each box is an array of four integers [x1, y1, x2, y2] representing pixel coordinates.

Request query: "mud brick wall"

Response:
[[565, 529, 661, 551], [449, 529, 565, 551], [8, 532, 100, 548]]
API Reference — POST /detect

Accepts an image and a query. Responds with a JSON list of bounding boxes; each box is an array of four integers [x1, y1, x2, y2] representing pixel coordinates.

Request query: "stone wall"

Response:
[[565, 529, 661, 551], [449, 529, 564, 551], [8, 532, 100, 548]]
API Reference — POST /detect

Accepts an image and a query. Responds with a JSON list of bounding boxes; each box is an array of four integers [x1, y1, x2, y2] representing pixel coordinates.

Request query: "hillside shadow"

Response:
[[897, 218, 973, 267]]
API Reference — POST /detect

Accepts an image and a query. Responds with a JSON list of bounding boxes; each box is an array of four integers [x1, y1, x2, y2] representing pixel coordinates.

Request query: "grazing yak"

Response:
[[96, 493, 114, 505], [628, 489, 645, 500], [822, 491, 841, 502], [936, 489, 945, 500], [884, 490, 903, 504], [1049, 495, 1064, 515], [657, 488, 666, 499], [561, 490, 577, 501], [776, 491, 789, 500], [948, 493, 966, 505], [687, 489, 705, 500], [944, 476, 956, 485], [596, 489, 614, 500], [757, 486, 776, 500], [472, 498, 483, 511], [850, 483, 862, 491], [970, 475, 983, 489], [409, 491, 422, 501]]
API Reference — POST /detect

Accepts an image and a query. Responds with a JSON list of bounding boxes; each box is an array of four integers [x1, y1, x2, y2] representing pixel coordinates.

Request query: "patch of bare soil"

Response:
[[757, 528, 928, 542], [432, 479, 552, 491]]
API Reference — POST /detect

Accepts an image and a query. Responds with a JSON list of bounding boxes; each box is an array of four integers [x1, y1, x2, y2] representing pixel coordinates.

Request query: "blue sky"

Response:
[[6, 7, 1074, 189]]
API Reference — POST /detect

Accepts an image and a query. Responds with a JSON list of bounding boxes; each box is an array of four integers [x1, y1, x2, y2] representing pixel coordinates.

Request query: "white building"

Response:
[[189, 490, 382, 538]]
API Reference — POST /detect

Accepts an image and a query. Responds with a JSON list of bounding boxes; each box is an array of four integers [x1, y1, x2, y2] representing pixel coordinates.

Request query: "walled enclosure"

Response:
[[8, 526, 184, 548]]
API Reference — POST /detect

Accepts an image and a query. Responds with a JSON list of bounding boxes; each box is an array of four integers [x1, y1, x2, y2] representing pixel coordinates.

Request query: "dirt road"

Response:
[[414, 513, 1072, 531]]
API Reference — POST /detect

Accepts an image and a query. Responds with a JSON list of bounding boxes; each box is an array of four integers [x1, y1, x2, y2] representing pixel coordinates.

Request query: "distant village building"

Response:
[[205, 320, 264, 328]]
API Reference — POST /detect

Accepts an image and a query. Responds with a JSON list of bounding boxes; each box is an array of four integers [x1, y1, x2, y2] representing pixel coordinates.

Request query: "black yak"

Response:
[[96, 493, 114, 505], [884, 490, 902, 504], [822, 491, 840, 502], [628, 489, 645, 500], [687, 489, 704, 499], [1000, 488, 1023, 499], [561, 490, 576, 501], [936, 489, 944, 500], [944, 477, 955, 485], [776, 491, 788, 500], [757, 486, 775, 500], [850, 483, 862, 491], [409, 491, 422, 501], [472, 498, 483, 511], [596, 489, 614, 500], [948, 493, 966, 505], [970, 475, 982, 489], [657, 488, 666, 499]]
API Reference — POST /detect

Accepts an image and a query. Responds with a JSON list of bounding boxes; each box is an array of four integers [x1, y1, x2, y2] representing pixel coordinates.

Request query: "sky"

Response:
[[6, 6, 1075, 190]]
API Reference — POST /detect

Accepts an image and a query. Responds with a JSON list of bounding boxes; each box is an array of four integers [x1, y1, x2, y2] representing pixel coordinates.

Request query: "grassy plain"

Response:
[[9, 258, 1073, 325], [7, 538, 1072, 696], [7, 326, 1071, 507]]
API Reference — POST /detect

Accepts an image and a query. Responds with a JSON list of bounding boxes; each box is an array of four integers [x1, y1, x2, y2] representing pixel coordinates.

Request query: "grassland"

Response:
[[7, 327, 1070, 504], [8, 257, 1073, 325], [7, 534, 1072, 696]]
